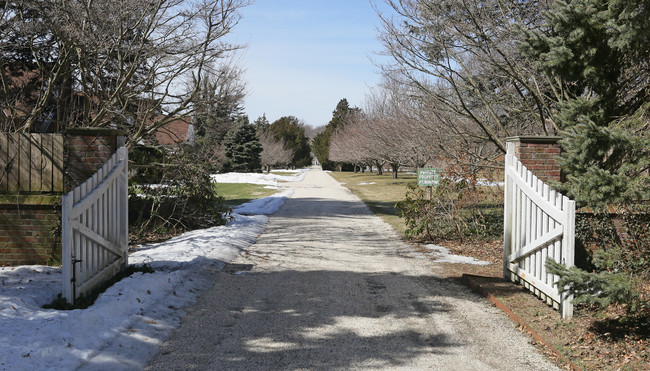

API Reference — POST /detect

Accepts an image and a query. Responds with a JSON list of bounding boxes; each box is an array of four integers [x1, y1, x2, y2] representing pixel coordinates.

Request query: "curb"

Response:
[[461, 274, 580, 371]]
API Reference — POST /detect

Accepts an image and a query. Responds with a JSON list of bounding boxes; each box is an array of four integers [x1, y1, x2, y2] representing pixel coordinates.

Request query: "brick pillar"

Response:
[[64, 128, 126, 192], [506, 136, 563, 183]]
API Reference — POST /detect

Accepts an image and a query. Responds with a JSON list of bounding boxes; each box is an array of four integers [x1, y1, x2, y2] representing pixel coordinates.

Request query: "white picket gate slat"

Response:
[[61, 147, 128, 304], [503, 142, 575, 318]]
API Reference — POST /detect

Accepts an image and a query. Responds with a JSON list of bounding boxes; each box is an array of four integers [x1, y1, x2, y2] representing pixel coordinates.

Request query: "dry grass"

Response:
[[328, 171, 416, 234]]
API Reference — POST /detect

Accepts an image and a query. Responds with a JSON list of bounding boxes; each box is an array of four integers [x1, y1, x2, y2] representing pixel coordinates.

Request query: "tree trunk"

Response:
[[391, 163, 399, 179], [375, 161, 384, 175]]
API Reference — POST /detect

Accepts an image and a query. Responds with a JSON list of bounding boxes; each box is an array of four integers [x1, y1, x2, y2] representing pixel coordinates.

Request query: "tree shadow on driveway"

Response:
[[145, 269, 474, 370]]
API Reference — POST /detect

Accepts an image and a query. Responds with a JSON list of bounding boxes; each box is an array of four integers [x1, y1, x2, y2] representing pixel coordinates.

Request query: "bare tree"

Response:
[[328, 80, 437, 178], [1, 0, 249, 143], [376, 0, 556, 158], [303, 124, 325, 141], [328, 111, 379, 172], [259, 130, 293, 172]]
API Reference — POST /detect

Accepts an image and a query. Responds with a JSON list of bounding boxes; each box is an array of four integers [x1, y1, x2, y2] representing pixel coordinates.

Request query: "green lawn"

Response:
[[215, 183, 278, 207], [328, 171, 417, 235]]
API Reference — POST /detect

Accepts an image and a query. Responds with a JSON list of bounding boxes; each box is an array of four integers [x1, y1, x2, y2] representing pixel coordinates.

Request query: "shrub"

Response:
[[547, 250, 645, 314], [548, 208, 650, 315], [129, 147, 231, 240], [395, 179, 503, 242]]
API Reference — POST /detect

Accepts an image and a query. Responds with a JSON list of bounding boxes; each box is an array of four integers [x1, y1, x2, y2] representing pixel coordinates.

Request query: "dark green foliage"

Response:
[[43, 264, 154, 310], [223, 118, 262, 173], [129, 145, 166, 184], [312, 99, 360, 170], [311, 132, 331, 169], [0, 1, 60, 132], [520, 0, 650, 208], [189, 68, 247, 173], [396, 180, 503, 242], [192, 70, 244, 146], [519, 0, 650, 320], [557, 112, 650, 208], [546, 255, 642, 313], [253, 114, 270, 135], [129, 147, 231, 238], [269, 116, 311, 168], [575, 211, 650, 275], [549, 209, 650, 314]]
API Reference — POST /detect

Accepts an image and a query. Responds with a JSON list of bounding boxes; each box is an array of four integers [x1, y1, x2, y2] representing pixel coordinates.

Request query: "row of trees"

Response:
[[327, 82, 441, 179], [321, 0, 648, 207]]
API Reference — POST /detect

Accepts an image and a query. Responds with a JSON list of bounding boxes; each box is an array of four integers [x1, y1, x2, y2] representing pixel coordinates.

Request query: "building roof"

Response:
[[155, 117, 193, 146]]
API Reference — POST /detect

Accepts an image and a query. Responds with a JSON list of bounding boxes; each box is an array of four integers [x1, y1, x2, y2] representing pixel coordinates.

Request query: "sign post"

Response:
[[417, 168, 440, 200]]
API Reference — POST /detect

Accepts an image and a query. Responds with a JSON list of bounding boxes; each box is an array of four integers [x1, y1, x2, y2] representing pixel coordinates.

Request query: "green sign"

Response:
[[417, 168, 440, 187]]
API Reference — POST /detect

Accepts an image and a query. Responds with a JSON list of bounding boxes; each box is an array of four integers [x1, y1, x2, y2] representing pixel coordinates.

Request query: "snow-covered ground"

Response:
[[0, 170, 306, 371], [211, 169, 307, 189]]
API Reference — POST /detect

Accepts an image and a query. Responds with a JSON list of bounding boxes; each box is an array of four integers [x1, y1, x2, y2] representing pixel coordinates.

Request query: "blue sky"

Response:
[[229, 0, 393, 127]]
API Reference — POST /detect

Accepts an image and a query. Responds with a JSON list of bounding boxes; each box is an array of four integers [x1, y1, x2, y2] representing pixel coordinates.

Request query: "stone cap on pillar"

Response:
[[506, 136, 562, 144]]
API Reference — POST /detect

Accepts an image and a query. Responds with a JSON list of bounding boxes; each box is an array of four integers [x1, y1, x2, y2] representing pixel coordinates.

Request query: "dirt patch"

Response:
[[427, 238, 650, 371]]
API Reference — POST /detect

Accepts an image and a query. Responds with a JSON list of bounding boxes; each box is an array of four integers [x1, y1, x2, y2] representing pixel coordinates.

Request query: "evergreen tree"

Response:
[[223, 117, 262, 173], [312, 99, 360, 170], [269, 116, 312, 168], [520, 0, 649, 208], [522, 0, 649, 316], [192, 66, 246, 146], [253, 114, 270, 135]]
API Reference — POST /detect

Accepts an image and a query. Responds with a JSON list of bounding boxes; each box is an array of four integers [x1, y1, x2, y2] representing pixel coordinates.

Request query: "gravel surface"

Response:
[[146, 168, 559, 370]]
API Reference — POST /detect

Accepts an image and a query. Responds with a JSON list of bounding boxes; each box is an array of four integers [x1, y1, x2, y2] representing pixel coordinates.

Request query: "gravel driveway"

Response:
[[146, 168, 558, 370]]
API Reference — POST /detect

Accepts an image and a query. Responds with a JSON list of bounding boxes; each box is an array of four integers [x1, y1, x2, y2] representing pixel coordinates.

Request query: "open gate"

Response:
[[61, 147, 128, 304], [503, 141, 575, 318]]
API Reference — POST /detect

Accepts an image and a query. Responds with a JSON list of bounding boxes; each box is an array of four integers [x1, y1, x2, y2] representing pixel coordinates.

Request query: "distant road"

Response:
[[146, 168, 558, 370]]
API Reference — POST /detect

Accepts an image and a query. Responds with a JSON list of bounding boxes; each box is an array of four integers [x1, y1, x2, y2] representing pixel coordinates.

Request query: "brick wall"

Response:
[[506, 136, 563, 183], [65, 128, 126, 192], [574, 209, 649, 269], [0, 128, 124, 266], [0, 196, 60, 266]]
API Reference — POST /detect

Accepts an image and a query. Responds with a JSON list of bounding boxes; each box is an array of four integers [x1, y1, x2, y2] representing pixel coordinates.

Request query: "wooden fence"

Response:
[[0, 133, 64, 193], [61, 146, 128, 304], [503, 141, 575, 319]]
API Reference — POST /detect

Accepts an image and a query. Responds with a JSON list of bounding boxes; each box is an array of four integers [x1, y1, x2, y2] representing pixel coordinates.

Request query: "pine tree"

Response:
[[269, 116, 311, 168], [223, 118, 262, 173], [546, 253, 642, 313], [311, 99, 360, 170], [253, 114, 270, 135], [521, 0, 649, 315], [520, 0, 649, 208]]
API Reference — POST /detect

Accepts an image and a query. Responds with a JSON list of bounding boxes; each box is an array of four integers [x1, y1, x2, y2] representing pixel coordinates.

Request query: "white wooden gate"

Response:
[[62, 147, 128, 304], [503, 142, 575, 318]]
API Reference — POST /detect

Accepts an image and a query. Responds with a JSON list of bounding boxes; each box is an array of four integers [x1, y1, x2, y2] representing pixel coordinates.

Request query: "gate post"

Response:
[[503, 142, 514, 280], [61, 193, 74, 302], [503, 136, 575, 319], [561, 198, 576, 319]]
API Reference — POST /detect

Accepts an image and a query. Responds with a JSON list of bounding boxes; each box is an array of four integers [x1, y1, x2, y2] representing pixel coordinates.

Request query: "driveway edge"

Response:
[[461, 274, 580, 371]]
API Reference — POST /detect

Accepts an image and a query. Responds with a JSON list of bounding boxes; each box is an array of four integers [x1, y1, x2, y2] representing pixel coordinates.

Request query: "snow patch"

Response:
[[423, 244, 490, 266], [0, 170, 299, 370], [211, 168, 308, 187]]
